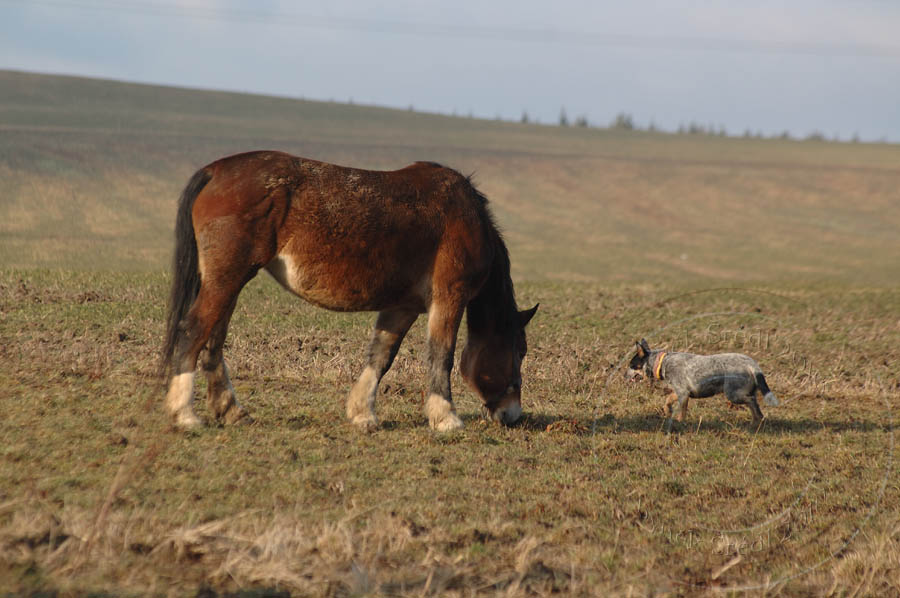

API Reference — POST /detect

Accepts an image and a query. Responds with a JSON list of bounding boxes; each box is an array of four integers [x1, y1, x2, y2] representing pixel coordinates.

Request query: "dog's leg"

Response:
[[746, 394, 764, 426], [664, 391, 689, 433], [677, 396, 690, 422], [663, 389, 678, 417], [674, 394, 689, 423]]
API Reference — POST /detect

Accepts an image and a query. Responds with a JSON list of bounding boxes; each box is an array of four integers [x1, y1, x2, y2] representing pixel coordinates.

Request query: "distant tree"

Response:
[[521, 111, 530, 124], [559, 107, 569, 127], [852, 133, 860, 143], [743, 129, 753, 138], [717, 125, 727, 137], [779, 130, 791, 140], [677, 123, 686, 135], [648, 120, 658, 133], [575, 114, 589, 127], [611, 112, 634, 130], [805, 131, 825, 141], [688, 122, 704, 135]]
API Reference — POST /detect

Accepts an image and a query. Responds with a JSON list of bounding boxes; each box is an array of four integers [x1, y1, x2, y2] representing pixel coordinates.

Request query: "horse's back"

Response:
[[190, 151, 494, 312]]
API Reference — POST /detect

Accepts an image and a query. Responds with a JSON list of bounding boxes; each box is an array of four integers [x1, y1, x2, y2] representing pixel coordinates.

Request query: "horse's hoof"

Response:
[[173, 411, 203, 431], [223, 404, 252, 426], [432, 413, 464, 432], [350, 414, 379, 432]]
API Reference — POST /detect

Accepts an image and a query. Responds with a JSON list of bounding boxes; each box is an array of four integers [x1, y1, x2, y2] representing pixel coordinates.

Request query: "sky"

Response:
[[2, 0, 900, 141]]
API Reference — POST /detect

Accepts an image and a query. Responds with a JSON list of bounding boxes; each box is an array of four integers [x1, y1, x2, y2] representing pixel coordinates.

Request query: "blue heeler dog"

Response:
[[626, 339, 778, 427]]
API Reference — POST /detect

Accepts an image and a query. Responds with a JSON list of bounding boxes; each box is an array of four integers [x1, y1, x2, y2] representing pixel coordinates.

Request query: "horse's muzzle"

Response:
[[484, 394, 522, 426]]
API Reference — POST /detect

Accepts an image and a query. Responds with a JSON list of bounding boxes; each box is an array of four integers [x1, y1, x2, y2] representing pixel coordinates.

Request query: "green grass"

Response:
[[1, 71, 899, 596], [1, 271, 897, 596]]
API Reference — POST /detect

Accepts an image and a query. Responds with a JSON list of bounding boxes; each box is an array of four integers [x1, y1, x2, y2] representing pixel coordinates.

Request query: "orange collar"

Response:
[[653, 352, 667, 380]]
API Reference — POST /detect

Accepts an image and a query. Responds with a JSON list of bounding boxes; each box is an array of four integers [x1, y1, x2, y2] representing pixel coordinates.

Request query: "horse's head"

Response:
[[460, 304, 538, 426]]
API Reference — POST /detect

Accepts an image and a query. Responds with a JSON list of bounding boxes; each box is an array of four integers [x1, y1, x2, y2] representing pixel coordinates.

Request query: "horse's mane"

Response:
[[465, 179, 519, 335]]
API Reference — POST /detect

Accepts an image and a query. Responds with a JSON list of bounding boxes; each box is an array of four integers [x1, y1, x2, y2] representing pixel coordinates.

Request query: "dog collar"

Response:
[[653, 352, 667, 380]]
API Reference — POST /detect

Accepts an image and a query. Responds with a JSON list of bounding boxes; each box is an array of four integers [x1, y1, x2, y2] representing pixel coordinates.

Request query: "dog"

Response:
[[626, 338, 778, 427]]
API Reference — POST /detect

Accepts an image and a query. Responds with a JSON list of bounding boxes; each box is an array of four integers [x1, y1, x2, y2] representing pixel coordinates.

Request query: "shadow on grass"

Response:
[[514, 412, 597, 436], [278, 410, 890, 437], [196, 587, 291, 598], [383, 412, 599, 436], [592, 413, 893, 435]]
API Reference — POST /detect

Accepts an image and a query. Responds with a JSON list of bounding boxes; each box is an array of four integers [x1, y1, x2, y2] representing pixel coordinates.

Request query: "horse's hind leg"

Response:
[[166, 270, 251, 429], [165, 286, 233, 428], [347, 309, 418, 431], [424, 299, 465, 432], [200, 298, 250, 425]]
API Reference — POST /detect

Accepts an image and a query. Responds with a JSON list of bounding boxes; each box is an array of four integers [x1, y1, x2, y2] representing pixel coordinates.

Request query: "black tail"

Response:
[[160, 168, 212, 380], [755, 372, 779, 406]]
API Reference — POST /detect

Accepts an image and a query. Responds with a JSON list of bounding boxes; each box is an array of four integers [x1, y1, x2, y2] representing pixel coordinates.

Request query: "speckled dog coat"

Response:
[[627, 339, 778, 425]]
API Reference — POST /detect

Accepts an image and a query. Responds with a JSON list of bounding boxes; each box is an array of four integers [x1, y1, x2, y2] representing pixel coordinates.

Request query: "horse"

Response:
[[160, 151, 537, 432]]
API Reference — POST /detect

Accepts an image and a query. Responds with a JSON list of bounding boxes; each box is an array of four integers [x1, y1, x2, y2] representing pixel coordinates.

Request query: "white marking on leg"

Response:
[[165, 372, 200, 428], [347, 366, 379, 429], [426, 393, 464, 431]]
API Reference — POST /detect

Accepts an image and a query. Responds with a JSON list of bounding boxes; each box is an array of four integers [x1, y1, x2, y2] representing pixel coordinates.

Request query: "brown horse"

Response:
[[160, 151, 537, 432]]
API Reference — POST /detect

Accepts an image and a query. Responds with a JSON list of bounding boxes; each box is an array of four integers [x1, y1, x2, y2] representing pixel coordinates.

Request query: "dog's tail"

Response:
[[755, 372, 779, 406]]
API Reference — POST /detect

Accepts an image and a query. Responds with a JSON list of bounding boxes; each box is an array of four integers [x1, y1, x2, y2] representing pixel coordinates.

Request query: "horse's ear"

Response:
[[519, 303, 539, 327]]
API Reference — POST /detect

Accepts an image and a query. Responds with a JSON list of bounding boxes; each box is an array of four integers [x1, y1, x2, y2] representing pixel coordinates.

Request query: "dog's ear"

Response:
[[635, 339, 647, 358], [640, 338, 651, 356]]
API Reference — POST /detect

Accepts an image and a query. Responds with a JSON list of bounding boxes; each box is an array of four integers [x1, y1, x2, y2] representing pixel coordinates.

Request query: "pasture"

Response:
[[1, 70, 898, 596]]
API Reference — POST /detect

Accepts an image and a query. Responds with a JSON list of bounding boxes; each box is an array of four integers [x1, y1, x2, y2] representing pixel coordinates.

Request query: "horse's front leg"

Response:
[[424, 300, 465, 432], [346, 308, 419, 431]]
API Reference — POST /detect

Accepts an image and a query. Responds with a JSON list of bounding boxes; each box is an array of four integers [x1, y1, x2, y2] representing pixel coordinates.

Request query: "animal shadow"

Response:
[[593, 414, 892, 435]]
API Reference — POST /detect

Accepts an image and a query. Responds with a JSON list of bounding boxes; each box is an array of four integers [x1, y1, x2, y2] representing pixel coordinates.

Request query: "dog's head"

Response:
[[625, 338, 652, 382]]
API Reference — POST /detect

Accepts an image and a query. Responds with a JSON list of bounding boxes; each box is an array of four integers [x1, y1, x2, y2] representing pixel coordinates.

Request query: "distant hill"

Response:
[[2, 69, 898, 284]]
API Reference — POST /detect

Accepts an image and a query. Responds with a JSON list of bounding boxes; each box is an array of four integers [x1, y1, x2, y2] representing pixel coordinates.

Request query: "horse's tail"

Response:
[[755, 372, 779, 406], [160, 168, 212, 380]]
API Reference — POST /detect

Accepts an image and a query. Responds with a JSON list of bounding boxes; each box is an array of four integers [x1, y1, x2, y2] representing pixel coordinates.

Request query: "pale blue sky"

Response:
[[2, 0, 899, 140]]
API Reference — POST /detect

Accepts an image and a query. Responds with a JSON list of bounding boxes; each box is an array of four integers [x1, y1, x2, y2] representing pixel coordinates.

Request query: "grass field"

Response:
[[1, 70, 899, 596]]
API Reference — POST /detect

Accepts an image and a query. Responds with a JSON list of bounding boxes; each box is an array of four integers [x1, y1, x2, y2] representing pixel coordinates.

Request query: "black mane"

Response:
[[465, 181, 519, 336]]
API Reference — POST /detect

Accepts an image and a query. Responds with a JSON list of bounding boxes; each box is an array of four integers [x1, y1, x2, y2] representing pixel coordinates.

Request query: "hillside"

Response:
[[2, 70, 899, 596], [1, 69, 899, 284]]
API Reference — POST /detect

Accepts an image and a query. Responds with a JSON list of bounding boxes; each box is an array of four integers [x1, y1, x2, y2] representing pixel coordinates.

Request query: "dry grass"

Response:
[[2, 70, 900, 283], [1, 71, 899, 596], [1, 272, 897, 596]]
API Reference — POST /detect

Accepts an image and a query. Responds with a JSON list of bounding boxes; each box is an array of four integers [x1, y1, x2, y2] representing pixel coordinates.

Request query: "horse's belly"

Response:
[[265, 252, 427, 312]]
